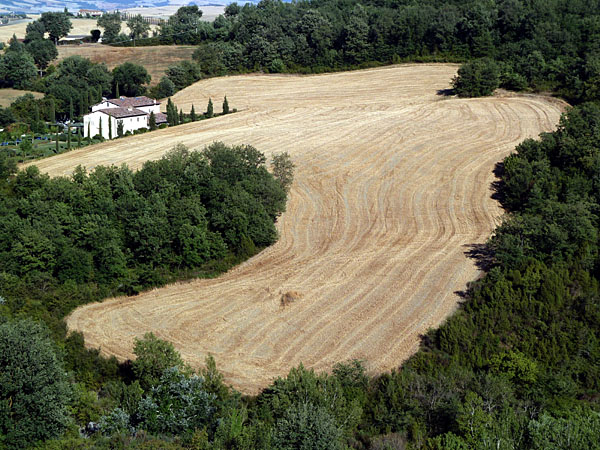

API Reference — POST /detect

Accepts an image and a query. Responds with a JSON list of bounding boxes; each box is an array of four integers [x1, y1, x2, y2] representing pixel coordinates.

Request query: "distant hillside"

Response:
[[55, 44, 196, 86]]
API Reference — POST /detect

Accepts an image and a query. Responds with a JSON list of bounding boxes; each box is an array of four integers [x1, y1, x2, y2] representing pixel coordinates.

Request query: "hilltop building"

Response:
[[78, 9, 103, 17], [83, 96, 167, 139]]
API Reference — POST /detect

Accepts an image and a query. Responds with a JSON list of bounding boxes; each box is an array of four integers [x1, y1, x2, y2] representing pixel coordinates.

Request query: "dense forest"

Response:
[[1, 0, 600, 448], [104, 0, 600, 103]]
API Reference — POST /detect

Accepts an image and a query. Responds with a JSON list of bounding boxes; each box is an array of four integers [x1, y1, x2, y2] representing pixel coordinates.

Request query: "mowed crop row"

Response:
[[27, 65, 565, 393]]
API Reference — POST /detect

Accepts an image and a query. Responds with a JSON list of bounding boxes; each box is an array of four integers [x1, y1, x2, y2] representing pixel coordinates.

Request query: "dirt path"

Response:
[[28, 65, 565, 394]]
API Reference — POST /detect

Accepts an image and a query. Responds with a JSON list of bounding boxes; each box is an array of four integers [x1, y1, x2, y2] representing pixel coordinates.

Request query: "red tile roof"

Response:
[[98, 107, 148, 119], [155, 112, 168, 124], [107, 96, 159, 108]]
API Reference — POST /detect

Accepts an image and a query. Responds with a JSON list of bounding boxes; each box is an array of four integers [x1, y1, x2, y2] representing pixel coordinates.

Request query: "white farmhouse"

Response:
[[83, 96, 168, 139]]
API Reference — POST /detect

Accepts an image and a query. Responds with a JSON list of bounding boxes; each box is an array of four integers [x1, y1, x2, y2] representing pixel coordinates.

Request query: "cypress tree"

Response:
[[77, 128, 81, 147], [87, 122, 91, 143], [190, 104, 196, 122], [69, 98, 74, 122], [179, 108, 184, 124], [99, 116, 103, 138], [167, 98, 176, 126], [206, 98, 213, 118], [117, 119, 124, 137], [115, 82, 120, 98], [149, 111, 157, 130], [67, 125, 71, 149], [49, 98, 55, 124], [108, 117, 112, 139], [55, 126, 59, 153], [222, 96, 229, 114]]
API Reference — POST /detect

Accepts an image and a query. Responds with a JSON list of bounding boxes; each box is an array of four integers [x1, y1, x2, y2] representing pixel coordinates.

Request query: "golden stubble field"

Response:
[[55, 45, 196, 85], [26, 65, 566, 394], [0, 17, 156, 43]]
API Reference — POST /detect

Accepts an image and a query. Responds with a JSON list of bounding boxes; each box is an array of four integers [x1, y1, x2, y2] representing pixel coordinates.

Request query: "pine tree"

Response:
[[149, 111, 157, 130], [108, 117, 112, 139], [179, 108, 184, 124], [206, 98, 214, 118], [190, 104, 196, 122], [69, 98, 74, 121], [115, 82, 120, 98], [222, 96, 229, 114]]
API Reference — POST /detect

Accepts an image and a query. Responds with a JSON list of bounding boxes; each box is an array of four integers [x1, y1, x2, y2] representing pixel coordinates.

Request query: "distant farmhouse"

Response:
[[78, 9, 103, 17], [84, 96, 168, 139]]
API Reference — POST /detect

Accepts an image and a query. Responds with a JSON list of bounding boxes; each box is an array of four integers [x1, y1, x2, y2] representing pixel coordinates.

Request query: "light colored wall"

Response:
[[84, 112, 149, 139], [91, 101, 116, 112], [138, 104, 161, 114]]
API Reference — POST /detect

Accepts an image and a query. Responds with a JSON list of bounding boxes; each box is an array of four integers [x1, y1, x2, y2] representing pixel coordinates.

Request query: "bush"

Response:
[[452, 58, 500, 97]]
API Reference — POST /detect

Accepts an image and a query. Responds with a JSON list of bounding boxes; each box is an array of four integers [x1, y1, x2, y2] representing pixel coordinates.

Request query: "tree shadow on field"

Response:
[[436, 88, 455, 96], [490, 161, 507, 205]]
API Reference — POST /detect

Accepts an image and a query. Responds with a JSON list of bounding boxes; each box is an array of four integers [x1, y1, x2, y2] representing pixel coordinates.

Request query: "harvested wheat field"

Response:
[[0, 88, 43, 107], [56, 44, 195, 85], [0, 17, 156, 43], [28, 64, 566, 394]]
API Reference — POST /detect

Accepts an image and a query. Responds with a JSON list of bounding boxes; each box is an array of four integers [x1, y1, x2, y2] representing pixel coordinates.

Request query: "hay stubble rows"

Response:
[[30, 65, 564, 393]]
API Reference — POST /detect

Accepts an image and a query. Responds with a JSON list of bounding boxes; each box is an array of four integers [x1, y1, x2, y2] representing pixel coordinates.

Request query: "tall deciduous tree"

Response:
[[97, 12, 122, 43], [26, 39, 58, 71], [112, 62, 151, 97], [132, 332, 186, 389], [40, 11, 72, 44], [0, 320, 71, 449], [127, 14, 150, 40]]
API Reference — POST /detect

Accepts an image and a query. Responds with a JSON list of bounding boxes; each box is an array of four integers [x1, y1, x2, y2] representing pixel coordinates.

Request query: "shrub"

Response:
[[452, 58, 500, 97]]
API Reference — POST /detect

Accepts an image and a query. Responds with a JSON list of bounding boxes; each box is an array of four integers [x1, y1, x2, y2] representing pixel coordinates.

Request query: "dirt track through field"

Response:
[[29, 65, 565, 393]]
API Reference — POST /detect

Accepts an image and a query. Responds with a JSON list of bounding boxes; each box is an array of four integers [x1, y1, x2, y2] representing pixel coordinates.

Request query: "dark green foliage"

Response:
[[222, 96, 229, 115], [165, 60, 201, 91], [136, 367, 216, 435], [148, 112, 156, 130], [0, 50, 37, 88], [132, 332, 186, 390], [40, 11, 72, 44], [117, 119, 124, 137], [272, 402, 343, 450], [452, 58, 500, 97], [97, 12, 121, 44], [166, 97, 178, 126], [179, 108, 184, 124], [206, 97, 213, 118], [190, 104, 196, 122], [26, 38, 58, 70], [0, 319, 71, 448], [112, 62, 150, 97], [155, 76, 175, 98], [24, 20, 46, 42]]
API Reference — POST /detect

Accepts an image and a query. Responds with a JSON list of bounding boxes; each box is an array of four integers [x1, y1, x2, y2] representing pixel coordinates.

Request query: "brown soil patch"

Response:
[[55, 44, 195, 85], [0, 88, 43, 107], [25, 64, 566, 394]]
